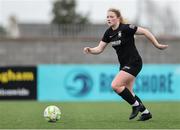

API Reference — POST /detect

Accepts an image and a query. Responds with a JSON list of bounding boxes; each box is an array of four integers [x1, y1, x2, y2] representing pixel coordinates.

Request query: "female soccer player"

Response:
[[83, 8, 168, 121]]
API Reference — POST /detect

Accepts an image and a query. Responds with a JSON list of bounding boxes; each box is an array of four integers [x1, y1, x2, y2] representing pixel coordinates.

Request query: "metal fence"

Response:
[[17, 24, 107, 39], [15, 23, 180, 39]]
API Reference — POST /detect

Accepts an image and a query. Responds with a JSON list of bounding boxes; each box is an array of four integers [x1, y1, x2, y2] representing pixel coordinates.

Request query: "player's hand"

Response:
[[157, 44, 168, 50], [83, 47, 91, 54]]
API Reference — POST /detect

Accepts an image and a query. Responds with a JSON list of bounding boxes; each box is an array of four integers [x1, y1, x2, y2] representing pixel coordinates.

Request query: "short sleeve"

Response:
[[125, 24, 138, 35], [102, 29, 110, 43]]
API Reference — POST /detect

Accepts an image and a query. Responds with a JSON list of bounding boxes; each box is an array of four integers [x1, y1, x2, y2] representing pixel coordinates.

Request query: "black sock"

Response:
[[135, 95, 142, 103], [135, 95, 146, 112], [117, 87, 136, 105]]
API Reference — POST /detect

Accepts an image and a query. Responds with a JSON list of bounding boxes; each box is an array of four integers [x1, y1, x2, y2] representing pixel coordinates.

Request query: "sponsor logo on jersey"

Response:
[[110, 40, 121, 46]]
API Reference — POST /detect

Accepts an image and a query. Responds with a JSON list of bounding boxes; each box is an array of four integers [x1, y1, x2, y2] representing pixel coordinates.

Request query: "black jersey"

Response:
[[102, 23, 142, 66]]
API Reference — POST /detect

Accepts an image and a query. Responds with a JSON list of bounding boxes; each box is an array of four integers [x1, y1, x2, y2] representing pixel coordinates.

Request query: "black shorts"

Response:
[[120, 61, 142, 77]]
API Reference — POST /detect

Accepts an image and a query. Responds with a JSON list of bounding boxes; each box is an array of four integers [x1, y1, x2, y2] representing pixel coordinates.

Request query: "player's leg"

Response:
[[111, 70, 143, 120], [126, 78, 152, 121]]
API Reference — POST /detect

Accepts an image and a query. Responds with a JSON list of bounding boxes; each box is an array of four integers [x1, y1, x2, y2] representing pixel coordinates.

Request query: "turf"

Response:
[[0, 101, 180, 129]]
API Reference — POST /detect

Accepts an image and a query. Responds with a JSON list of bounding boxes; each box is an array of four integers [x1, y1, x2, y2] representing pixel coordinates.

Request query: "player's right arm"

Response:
[[83, 41, 108, 55]]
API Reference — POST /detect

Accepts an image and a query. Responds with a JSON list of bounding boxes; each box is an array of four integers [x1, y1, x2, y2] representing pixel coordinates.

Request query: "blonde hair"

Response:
[[108, 8, 127, 24]]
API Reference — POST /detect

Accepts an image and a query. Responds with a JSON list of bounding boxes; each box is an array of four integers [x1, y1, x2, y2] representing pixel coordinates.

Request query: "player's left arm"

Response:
[[135, 27, 168, 50]]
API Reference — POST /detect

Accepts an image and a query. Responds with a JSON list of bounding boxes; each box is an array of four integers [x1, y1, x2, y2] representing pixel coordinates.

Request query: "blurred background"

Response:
[[0, 0, 180, 65]]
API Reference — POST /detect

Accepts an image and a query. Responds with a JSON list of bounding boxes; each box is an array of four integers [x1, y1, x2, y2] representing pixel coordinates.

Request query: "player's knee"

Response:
[[111, 81, 124, 91], [111, 81, 117, 90]]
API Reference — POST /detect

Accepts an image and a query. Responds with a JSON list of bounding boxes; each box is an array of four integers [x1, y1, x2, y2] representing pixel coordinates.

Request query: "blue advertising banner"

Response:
[[38, 64, 180, 101]]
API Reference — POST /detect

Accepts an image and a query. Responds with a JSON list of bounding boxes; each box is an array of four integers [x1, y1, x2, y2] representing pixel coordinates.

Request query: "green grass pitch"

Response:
[[0, 101, 180, 129]]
